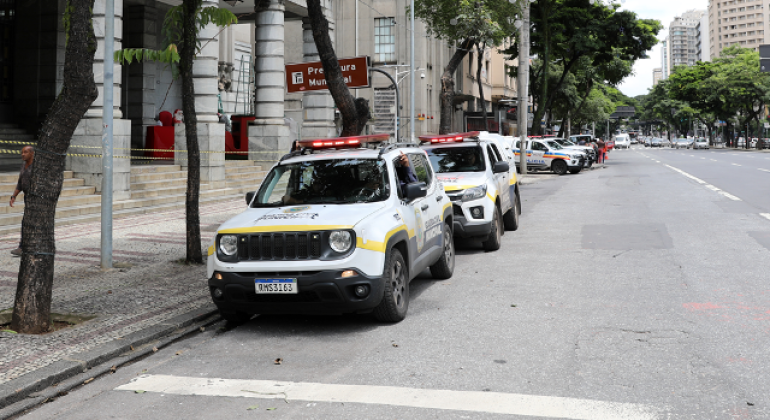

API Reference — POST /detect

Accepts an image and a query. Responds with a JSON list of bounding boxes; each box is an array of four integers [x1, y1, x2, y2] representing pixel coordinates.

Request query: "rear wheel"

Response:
[[483, 207, 502, 251], [552, 160, 568, 175], [503, 194, 519, 231], [373, 248, 409, 322], [429, 226, 455, 279]]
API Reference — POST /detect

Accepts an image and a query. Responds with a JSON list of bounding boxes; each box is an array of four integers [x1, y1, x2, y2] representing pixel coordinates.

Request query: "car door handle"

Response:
[[421, 204, 429, 211], [435, 195, 443, 202]]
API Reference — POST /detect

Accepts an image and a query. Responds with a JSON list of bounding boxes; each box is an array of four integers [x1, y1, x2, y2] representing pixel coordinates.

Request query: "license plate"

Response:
[[255, 279, 297, 294]]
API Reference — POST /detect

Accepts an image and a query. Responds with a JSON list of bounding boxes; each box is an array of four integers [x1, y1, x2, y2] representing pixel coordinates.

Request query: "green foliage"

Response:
[[413, 0, 519, 46], [114, 5, 237, 76]]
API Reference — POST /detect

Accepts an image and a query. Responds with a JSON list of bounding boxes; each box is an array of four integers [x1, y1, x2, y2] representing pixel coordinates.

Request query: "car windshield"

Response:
[[253, 158, 390, 207], [562, 140, 577, 146], [425, 146, 486, 173], [545, 140, 564, 150]]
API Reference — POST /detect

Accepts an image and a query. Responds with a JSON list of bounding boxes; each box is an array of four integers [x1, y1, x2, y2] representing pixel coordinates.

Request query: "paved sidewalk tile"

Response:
[[0, 198, 246, 397]]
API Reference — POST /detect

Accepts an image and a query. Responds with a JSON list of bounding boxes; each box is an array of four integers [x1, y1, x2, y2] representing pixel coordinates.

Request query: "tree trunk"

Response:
[[476, 42, 488, 132], [11, 0, 98, 334], [557, 114, 567, 138], [439, 38, 474, 134], [181, 0, 203, 264], [306, 0, 369, 136]]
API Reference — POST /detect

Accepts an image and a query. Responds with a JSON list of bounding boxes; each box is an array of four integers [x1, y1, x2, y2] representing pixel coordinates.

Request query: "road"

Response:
[[14, 147, 770, 419]]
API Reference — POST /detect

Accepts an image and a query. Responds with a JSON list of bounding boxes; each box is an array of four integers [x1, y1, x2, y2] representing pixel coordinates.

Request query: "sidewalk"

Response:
[[0, 198, 247, 416]]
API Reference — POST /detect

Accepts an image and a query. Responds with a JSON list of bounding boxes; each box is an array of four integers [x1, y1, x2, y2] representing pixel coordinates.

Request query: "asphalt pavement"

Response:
[[5, 146, 770, 419]]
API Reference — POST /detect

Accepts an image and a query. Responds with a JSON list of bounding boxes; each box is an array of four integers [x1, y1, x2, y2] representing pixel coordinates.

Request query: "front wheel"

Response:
[[503, 194, 519, 231], [429, 226, 455, 279], [551, 160, 568, 175], [483, 207, 502, 251], [568, 167, 582, 174], [373, 248, 409, 322]]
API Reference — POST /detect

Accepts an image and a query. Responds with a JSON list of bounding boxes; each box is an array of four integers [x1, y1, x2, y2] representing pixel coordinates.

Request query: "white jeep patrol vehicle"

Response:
[[513, 138, 586, 175], [420, 132, 520, 252], [207, 135, 455, 323]]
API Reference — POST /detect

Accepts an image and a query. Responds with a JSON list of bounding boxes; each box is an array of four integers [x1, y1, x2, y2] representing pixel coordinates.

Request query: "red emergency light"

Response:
[[298, 133, 390, 149], [418, 131, 480, 144]]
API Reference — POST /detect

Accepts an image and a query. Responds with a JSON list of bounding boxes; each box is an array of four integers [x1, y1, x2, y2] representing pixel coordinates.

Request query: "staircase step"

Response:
[[130, 170, 189, 183], [0, 171, 74, 184], [131, 177, 190, 191], [0, 177, 84, 191], [224, 165, 268, 175], [0, 184, 95, 203], [0, 193, 103, 215], [224, 160, 260, 168], [130, 164, 182, 175], [0, 189, 248, 237]]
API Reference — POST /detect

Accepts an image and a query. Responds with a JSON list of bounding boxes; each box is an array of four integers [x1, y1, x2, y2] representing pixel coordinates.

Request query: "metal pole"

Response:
[[370, 68, 399, 141], [101, 0, 114, 269], [517, 1, 530, 176], [410, 0, 415, 142]]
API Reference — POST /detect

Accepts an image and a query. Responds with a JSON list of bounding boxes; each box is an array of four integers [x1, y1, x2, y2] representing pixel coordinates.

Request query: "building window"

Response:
[[374, 18, 396, 63]]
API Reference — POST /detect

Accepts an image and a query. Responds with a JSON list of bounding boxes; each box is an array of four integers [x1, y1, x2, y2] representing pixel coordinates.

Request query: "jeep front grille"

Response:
[[237, 232, 323, 261]]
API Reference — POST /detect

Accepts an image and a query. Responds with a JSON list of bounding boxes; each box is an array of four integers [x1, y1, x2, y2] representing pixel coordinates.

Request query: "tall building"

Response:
[[697, 12, 711, 62], [653, 68, 663, 86], [669, 10, 706, 70], [661, 37, 670, 78], [708, 0, 769, 59]]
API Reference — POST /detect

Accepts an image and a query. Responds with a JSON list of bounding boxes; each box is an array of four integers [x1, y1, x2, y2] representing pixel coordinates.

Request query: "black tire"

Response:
[[568, 167, 582, 174], [503, 194, 519, 231], [220, 310, 252, 325], [373, 248, 409, 322], [551, 160, 568, 175], [429, 225, 455, 279], [483, 206, 502, 251]]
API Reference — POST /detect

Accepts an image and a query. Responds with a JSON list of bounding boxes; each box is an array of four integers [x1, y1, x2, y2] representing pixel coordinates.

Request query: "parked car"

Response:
[[551, 137, 596, 167], [512, 138, 587, 175], [208, 134, 455, 323], [693, 138, 709, 149], [650, 138, 664, 148], [422, 132, 521, 251]]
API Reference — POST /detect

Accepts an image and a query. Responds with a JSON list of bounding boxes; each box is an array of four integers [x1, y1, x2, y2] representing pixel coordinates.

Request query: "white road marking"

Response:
[[116, 374, 660, 420], [700, 157, 706, 159], [759, 168, 770, 173], [732, 163, 742, 167], [710, 159, 717, 162], [761, 213, 770, 221], [664, 164, 742, 201]]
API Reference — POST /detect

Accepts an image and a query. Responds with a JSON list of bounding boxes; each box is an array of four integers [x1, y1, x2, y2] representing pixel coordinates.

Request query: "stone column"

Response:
[[301, 13, 337, 139], [67, 0, 132, 201], [174, 0, 225, 186], [248, 0, 290, 164], [125, 2, 158, 150]]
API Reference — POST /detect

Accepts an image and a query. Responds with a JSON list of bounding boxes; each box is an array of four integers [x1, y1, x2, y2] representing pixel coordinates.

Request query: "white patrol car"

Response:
[[420, 132, 520, 252], [512, 138, 586, 175], [207, 134, 455, 323]]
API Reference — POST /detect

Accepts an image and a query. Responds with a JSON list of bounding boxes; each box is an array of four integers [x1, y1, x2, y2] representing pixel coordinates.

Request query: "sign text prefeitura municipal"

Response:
[[285, 56, 370, 93]]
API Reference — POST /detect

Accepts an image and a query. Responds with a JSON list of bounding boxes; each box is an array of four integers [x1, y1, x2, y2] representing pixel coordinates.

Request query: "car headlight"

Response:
[[461, 185, 487, 202], [219, 235, 238, 256], [329, 231, 352, 253]]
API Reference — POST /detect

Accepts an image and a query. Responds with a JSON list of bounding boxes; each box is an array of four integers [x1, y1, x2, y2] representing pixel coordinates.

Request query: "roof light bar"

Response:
[[418, 131, 480, 144], [298, 133, 390, 149]]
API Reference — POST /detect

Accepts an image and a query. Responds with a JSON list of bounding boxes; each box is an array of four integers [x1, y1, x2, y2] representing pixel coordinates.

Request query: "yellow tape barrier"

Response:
[[0, 139, 281, 155]]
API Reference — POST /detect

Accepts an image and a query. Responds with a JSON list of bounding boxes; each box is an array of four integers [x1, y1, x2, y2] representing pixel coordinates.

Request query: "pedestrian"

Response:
[[9, 145, 34, 256], [595, 138, 605, 164]]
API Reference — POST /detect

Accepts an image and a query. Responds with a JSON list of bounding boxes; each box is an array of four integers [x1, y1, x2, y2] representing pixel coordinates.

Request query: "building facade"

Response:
[[697, 12, 711, 61], [669, 10, 706, 70], [708, 0, 768, 59], [661, 37, 670, 78], [652, 68, 663, 86]]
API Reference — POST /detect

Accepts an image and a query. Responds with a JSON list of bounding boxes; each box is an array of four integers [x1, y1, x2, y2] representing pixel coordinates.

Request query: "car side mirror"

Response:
[[493, 161, 509, 173], [245, 191, 255, 206], [404, 182, 428, 200]]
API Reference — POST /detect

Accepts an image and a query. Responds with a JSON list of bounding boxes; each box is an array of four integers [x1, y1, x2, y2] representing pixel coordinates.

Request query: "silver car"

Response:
[[693, 138, 709, 149]]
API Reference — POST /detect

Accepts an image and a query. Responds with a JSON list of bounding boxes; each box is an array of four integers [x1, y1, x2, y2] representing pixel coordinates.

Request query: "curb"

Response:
[[0, 307, 221, 418]]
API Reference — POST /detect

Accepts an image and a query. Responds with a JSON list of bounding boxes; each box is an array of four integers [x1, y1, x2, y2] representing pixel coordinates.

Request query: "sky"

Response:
[[616, 0, 709, 98]]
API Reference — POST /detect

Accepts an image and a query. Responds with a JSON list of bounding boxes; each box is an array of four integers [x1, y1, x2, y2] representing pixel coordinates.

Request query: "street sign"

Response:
[[285, 56, 370, 93]]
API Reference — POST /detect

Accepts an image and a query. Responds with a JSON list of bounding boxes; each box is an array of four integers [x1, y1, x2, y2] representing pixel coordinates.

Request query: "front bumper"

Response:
[[451, 200, 494, 239], [209, 269, 385, 315]]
